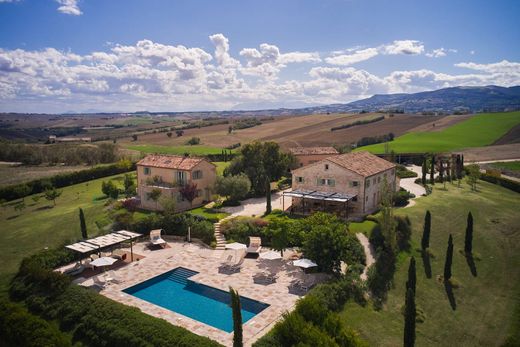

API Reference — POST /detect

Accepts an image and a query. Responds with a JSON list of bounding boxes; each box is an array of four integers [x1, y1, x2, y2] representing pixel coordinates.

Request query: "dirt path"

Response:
[[356, 233, 376, 280]]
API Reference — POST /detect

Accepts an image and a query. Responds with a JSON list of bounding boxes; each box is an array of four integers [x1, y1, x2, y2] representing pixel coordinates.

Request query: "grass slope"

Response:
[[489, 161, 520, 172], [359, 111, 520, 153], [0, 174, 127, 294], [125, 144, 231, 156], [341, 181, 520, 346]]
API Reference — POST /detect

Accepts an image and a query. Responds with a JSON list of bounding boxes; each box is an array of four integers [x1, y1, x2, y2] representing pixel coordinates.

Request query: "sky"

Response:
[[0, 0, 519, 113]]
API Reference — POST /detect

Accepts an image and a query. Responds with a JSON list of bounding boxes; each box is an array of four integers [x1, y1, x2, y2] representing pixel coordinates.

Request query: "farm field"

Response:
[[488, 161, 520, 171], [120, 113, 440, 149], [341, 181, 520, 346], [0, 163, 111, 186], [360, 111, 520, 154], [0, 173, 127, 294], [124, 144, 232, 156]]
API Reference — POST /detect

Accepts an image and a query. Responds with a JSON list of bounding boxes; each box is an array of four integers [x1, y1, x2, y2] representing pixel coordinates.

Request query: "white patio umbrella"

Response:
[[260, 250, 283, 260], [90, 256, 118, 268], [225, 242, 247, 250], [292, 258, 317, 269]]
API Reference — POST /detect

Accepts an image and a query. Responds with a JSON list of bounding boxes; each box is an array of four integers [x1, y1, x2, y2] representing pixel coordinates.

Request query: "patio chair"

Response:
[[246, 237, 262, 255], [149, 229, 167, 248], [92, 275, 107, 290], [105, 270, 123, 284], [64, 262, 85, 276]]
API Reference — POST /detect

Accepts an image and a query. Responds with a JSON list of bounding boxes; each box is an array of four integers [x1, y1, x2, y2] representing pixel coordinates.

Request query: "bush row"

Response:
[[480, 173, 520, 193], [356, 132, 395, 148], [331, 115, 385, 131], [253, 273, 368, 347], [0, 300, 72, 347], [9, 249, 222, 347], [0, 160, 136, 201]]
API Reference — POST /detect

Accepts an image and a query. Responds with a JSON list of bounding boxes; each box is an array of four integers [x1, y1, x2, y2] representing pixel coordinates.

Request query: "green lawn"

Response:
[[359, 111, 520, 153], [189, 206, 230, 221], [213, 161, 231, 176], [125, 144, 232, 156], [348, 220, 377, 236], [489, 161, 520, 172], [341, 181, 520, 346], [0, 174, 127, 294]]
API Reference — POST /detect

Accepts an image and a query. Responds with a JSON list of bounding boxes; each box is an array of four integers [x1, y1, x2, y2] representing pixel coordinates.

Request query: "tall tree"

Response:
[[464, 212, 474, 254], [79, 208, 88, 239], [421, 158, 427, 185], [421, 210, 431, 250], [403, 287, 416, 347], [455, 155, 462, 179], [430, 155, 435, 184], [465, 164, 480, 191], [444, 234, 454, 281], [406, 257, 416, 295], [380, 179, 397, 251], [439, 159, 444, 183], [229, 287, 243, 347], [265, 179, 272, 214]]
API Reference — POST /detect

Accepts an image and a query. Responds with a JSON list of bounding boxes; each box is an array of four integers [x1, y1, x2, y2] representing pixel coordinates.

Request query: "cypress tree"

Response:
[[430, 155, 435, 184], [439, 159, 444, 182], [464, 212, 473, 254], [230, 287, 243, 347], [79, 208, 88, 239], [403, 287, 416, 347], [406, 257, 416, 295], [421, 210, 431, 250], [265, 178, 272, 215], [421, 158, 427, 185], [444, 234, 454, 281]]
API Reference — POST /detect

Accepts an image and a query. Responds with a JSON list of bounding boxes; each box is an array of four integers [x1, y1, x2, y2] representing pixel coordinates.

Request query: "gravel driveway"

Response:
[[222, 190, 292, 217]]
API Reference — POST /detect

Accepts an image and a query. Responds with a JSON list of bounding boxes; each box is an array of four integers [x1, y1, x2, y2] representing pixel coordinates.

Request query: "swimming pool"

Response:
[[123, 267, 269, 332]]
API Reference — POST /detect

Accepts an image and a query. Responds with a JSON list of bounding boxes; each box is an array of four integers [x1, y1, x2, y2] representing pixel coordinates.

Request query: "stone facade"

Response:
[[137, 159, 216, 211], [291, 155, 396, 216]]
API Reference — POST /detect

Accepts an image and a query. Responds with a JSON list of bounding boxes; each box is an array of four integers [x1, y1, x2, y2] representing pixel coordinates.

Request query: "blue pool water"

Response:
[[123, 267, 269, 332]]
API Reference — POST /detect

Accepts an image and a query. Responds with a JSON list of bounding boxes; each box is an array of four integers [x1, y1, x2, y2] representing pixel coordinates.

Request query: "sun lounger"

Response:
[[150, 229, 167, 248], [92, 275, 107, 290], [246, 237, 262, 255], [105, 270, 122, 284]]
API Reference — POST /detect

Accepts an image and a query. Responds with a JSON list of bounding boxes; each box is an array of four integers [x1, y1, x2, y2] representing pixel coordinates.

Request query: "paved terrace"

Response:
[[68, 240, 327, 347]]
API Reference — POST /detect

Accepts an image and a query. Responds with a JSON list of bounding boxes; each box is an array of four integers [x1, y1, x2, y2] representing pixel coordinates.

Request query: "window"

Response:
[[176, 193, 185, 203], [373, 178, 376, 185], [296, 176, 304, 183], [378, 176, 381, 183], [365, 196, 369, 201], [325, 164, 329, 170], [317, 178, 326, 186], [318, 178, 334, 186], [328, 179, 335, 187], [176, 171, 186, 185], [196, 189, 203, 197], [366, 180, 370, 188], [192, 170, 203, 179], [143, 167, 151, 175], [350, 181, 359, 187]]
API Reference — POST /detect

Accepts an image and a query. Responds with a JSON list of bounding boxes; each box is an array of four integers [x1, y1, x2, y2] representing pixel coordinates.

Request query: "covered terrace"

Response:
[[282, 189, 357, 219], [65, 230, 142, 262]]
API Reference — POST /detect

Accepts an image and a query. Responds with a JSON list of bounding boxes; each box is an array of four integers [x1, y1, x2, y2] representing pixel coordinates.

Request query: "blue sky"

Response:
[[0, 0, 519, 113]]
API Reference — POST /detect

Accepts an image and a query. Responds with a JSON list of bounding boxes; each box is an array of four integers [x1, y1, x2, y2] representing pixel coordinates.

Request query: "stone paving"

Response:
[[75, 240, 326, 346]]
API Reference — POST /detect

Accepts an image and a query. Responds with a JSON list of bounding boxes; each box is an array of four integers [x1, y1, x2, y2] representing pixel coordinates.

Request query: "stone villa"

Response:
[[136, 154, 217, 211], [288, 146, 339, 167], [284, 151, 397, 219]]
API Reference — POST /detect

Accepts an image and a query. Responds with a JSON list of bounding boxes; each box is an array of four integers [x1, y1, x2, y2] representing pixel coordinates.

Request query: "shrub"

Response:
[[0, 300, 71, 347], [215, 174, 251, 202], [480, 173, 520, 193], [396, 165, 419, 179], [394, 188, 414, 207], [331, 116, 385, 131], [220, 216, 268, 244], [185, 137, 201, 145]]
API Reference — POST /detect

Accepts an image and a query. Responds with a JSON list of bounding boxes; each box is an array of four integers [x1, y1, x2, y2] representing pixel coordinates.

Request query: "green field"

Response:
[[341, 181, 520, 346], [125, 144, 231, 156], [213, 161, 231, 176], [189, 206, 230, 221], [359, 111, 520, 153], [0, 174, 127, 294], [489, 161, 520, 172]]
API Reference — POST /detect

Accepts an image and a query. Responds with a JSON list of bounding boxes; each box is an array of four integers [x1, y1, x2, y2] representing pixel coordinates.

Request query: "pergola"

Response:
[[66, 230, 141, 261], [282, 189, 357, 219]]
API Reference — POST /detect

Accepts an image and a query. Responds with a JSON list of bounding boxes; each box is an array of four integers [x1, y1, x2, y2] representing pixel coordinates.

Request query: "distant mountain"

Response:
[[332, 85, 520, 114]]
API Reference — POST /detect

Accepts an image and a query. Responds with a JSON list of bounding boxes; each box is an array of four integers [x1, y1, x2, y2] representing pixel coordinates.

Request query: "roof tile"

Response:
[[289, 147, 339, 155], [326, 151, 396, 177], [137, 154, 207, 170]]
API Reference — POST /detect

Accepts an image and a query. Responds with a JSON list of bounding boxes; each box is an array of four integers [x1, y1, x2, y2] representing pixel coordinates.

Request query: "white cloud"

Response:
[[426, 48, 457, 58], [56, 0, 82, 16], [383, 40, 424, 55], [325, 48, 379, 66], [0, 34, 518, 113]]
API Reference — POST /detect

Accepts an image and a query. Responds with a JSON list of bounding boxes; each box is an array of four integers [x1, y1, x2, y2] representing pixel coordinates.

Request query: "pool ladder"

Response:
[[167, 268, 199, 285]]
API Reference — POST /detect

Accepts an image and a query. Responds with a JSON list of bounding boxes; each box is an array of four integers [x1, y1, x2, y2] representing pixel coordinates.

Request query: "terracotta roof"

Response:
[[325, 151, 396, 177], [289, 147, 339, 155], [137, 154, 208, 171]]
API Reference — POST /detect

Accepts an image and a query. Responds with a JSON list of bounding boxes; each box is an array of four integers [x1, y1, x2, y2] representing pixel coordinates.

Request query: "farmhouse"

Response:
[[288, 146, 339, 167], [284, 151, 397, 218], [136, 154, 216, 211]]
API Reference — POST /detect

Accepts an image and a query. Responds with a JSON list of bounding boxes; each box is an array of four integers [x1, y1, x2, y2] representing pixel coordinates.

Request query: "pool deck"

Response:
[[71, 240, 327, 346]]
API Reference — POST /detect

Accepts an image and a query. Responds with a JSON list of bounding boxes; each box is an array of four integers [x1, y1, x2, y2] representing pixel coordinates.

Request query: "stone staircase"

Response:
[[214, 215, 235, 250], [213, 222, 226, 250]]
